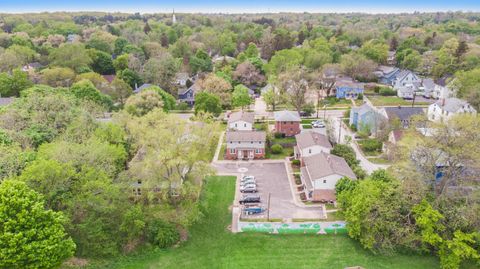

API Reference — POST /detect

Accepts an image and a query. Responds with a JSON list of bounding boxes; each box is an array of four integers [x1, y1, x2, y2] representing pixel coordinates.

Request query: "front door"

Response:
[[243, 150, 249, 160]]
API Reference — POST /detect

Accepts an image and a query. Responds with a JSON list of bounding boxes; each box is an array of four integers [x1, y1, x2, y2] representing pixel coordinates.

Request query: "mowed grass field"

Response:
[[89, 176, 439, 269]]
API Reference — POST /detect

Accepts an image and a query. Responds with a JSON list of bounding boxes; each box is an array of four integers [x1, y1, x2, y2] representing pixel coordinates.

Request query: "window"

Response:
[[235, 123, 237, 127], [229, 149, 235, 154], [283, 121, 286, 124], [255, 149, 261, 154], [251, 141, 253, 144], [244, 123, 246, 127], [323, 179, 327, 184]]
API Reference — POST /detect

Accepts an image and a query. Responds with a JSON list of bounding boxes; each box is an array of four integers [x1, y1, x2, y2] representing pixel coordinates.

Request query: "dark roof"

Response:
[[436, 74, 453, 87], [383, 107, 424, 121]]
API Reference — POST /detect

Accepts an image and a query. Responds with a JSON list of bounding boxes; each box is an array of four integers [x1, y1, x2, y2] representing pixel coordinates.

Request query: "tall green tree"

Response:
[[0, 68, 33, 96], [0, 180, 75, 268], [232, 84, 252, 110]]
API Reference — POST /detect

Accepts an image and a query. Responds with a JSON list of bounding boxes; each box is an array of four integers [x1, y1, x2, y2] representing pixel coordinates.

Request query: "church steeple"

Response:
[[172, 9, 176, 24]]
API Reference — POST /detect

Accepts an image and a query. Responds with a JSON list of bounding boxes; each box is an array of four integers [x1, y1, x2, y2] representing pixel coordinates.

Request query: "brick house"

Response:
[[274, 110, 301, 137], [225, 131, 266, 160]]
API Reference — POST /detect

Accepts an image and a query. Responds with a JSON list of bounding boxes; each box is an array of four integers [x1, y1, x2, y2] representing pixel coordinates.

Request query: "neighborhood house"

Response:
[[349, 102, 385, 134], [294, 131, 332, 160], [228, 111, 255, 131], [379, 106, 425, 128], [274, 110, 301, 137], [427, 98, 477, 122], [393, 70, 421, 99], [225, 131, 266, 160], [301, 152, 356, 202], [375, 65, 400, 85], [335, 79, 364, 99]]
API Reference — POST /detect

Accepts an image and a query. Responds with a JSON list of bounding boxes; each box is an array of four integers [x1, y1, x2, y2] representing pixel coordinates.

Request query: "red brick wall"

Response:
[[275, 121, 301, 136], [225, 148, 265, 160]]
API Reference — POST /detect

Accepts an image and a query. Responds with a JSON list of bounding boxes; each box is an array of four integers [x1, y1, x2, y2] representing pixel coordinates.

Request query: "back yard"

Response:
[[87, 176, 440, 269]]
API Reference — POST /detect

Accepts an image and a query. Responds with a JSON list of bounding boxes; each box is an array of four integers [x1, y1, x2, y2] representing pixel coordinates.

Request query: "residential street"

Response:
[[330, 117, 389, 174], [253, 97, 270, 118]]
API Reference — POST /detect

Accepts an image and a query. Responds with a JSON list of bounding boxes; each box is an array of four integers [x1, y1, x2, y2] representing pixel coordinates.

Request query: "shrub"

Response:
[[147, 219, 180, 248], [349, 124, 357, 132], [274, 132, 284, 139], [176, 102, 190, 111], [292, 159, 300, 166], [271, 144, 283, 154], [360, 139, 383, 152], [379, 87, 396, 96], [357, 93, 363, 100]]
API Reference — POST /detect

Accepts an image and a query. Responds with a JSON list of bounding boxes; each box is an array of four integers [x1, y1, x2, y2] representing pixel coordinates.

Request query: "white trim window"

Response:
[[229, 148, 235, 154], [255, 149, 262, 154]]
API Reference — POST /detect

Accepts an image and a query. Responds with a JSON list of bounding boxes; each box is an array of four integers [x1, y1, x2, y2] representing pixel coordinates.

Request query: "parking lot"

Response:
[[213, 161, 323, 220]]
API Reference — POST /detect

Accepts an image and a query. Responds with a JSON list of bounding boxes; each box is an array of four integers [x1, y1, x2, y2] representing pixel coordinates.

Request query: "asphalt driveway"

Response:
[[213, 161, 323, 220]]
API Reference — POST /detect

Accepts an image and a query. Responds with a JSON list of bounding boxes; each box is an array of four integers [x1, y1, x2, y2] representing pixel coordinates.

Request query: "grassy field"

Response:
[[369, 96, 429, 106], [88, 176, 440, 269]]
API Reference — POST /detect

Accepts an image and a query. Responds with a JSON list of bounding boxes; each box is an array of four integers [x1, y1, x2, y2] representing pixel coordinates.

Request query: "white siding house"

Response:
[[228, 111, 254, 131], [294, 131, 332, 159], [428, 98, 477, 122], [393, 70, 421, 99]]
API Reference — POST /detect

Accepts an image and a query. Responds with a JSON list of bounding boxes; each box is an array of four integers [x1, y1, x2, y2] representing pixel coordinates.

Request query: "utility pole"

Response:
[[411, 91, 417, 107], [266, 192, 271, 221], [338, 118, 342, 144]]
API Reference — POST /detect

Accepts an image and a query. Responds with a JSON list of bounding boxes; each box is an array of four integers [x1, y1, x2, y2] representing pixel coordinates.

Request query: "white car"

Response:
[[241, 176, 255, 182], [240, 178, 256, 185], [240, 186, 258, 193], [311, 120, 325, 128]]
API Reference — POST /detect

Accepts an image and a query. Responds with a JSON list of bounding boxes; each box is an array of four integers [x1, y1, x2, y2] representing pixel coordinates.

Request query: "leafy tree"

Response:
[[146, 219, 180, 248], [232, 84, 252, 110], [264, 48, 303, 75], [244, 42, 259, 58], [194, 92, 222, 117], [125, 90, 164, 116], [139, 85, 176, 111], [262, 85, 284, 111], [89, 49, 115, 75], [114, 37, 129, 55], [49, 43, 92, 72], [40, 67, 76, 87], [142, 53, 179, 92], [0, 144, 35, 181], [0, 68, 33, 96], [452, 67, 480, 109], [233, 61, 265, 87], [0, 180, 75, 268], [119, 68, 143, 89], [330, 144, 359, 167], [110, 77, 133, 105], [113, 53, 129, 72], [70, 80, 113, 109], [279, 68, 308, 113], [358, 39, 389, 63], [197, 73, 232, 107], [189, 49, 212, 73], [340, 53, 378, 81]]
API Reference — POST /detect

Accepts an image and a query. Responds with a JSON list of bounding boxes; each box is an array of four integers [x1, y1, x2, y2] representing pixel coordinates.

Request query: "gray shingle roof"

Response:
[[226, 131, 266, 142], [228, 111, 255, 124], [303, 152, 356, 180], [435, 98, 471, 113], [422, 78, 436, 91], [383, 107, 424, 121], [295, 131, 332, 151], [133, 83, 153, 94], [274, 110, 301, 122]]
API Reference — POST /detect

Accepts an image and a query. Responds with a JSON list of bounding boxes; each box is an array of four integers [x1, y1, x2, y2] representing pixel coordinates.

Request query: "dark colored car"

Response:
[[239, 195, 261, 204]]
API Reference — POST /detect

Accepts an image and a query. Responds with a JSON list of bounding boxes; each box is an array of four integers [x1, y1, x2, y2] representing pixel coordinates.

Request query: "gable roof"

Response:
[[376, 65, 400, 77], [274, 110, 301, 122], [396, 70, 418, 82], [295, 131, 332, 151], [383, 107, 424, 121], [228, 111, 255, 124], [351, 102, 375, 116], [422, 78, 436, 91], [304, 152, 356, 179], [435, 98, 472, 113], [0, 97, 14, 106], [226, 131, 266, 142]]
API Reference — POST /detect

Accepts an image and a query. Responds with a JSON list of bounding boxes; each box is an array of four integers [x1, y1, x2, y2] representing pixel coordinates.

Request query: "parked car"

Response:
[[241, 175, 255, 182], [240, 183, 256, 190], [239, 195, 261, 204], [243, 205, 265, 215], [240, 178, 256, 185], [240, 186, 258, 193], [311, 120, 325, 128]]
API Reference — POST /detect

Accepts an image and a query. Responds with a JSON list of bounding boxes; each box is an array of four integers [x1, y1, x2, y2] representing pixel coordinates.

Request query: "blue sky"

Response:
[[1, 0, 479, 13]]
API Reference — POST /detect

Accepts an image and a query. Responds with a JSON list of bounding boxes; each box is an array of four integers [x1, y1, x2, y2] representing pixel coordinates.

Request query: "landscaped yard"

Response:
[[87, 176, 440, 269], [369, 96, 429, 106], [266, 145, 294, 159]]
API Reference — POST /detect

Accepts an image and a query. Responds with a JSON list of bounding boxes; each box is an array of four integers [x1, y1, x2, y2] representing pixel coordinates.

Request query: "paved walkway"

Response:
[[212, 131, 225, 162], [331, 117, 389, 174], [254, 97, 270, 119]]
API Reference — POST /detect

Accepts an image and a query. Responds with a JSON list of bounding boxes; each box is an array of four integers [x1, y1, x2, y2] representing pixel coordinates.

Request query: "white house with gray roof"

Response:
[[427, 98, 477, 122], [228, 111, 255, 131], [393, 70, 421, 99], [301, 152, 356, 202], [294, 131, 332, 159], [225, 131, 266, 160]]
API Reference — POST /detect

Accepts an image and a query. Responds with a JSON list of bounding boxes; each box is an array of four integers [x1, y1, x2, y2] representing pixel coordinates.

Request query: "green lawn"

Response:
[[266, 146, 294, 159], [369, 96, 429, 106], [88, 176, 440, 269]]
